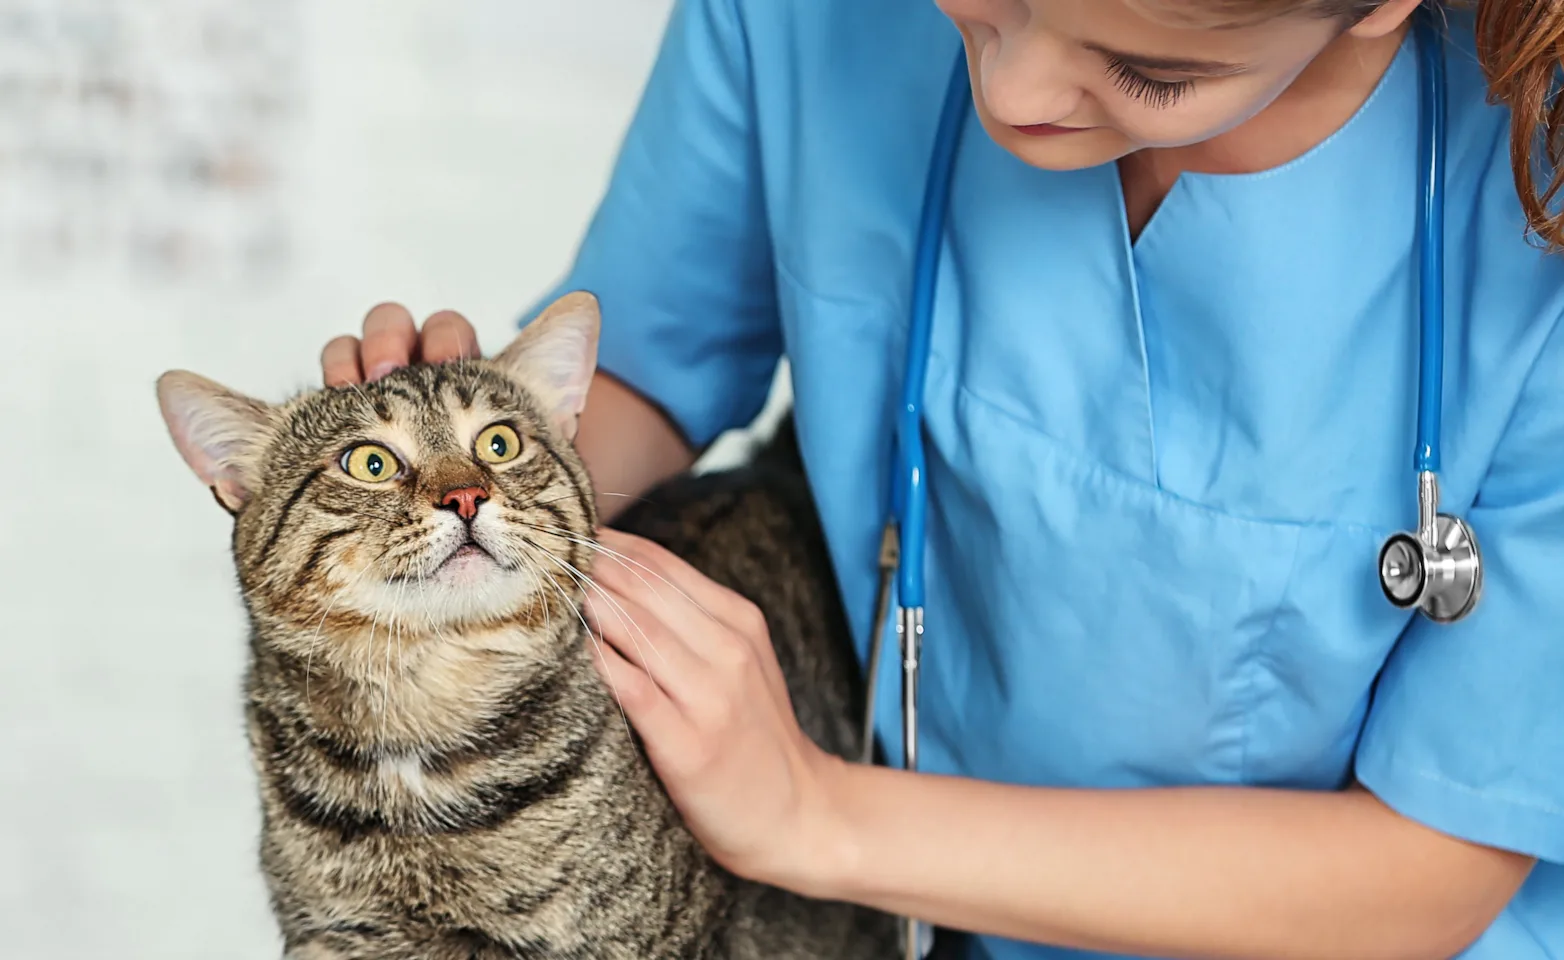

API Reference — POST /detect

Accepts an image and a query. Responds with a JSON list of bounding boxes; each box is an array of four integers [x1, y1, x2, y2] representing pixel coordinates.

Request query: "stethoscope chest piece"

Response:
[[1378, 472, 1482, 623]]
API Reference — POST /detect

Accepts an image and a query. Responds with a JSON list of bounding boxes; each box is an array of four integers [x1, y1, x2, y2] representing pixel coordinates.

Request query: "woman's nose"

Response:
[[978, 36, 1083, 127]]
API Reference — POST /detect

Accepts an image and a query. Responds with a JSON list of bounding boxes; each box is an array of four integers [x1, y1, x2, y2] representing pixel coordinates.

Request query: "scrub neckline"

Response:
[[1159, 27, 1414, 189], [1122, 30, 1414, 252]]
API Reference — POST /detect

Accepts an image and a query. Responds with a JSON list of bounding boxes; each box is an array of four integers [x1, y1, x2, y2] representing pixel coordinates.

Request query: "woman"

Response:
[[321, 0, 1564, 956]]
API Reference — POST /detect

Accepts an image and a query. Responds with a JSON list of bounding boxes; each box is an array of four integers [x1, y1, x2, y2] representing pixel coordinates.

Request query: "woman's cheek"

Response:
[[1120, 102, 1248, 149], [1113, 80, 1287, 150]]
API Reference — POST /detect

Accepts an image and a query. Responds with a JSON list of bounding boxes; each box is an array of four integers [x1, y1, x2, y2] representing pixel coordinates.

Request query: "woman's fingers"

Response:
[[588, 576, 768, 783], [593, 528, 792, 706], [584, 532, 831, 884], [588, 640, 696, 757], [584, 584, 708, 700], [595, 528, 749, 635], [319, 304, 482, 387], [360, 303, 419, 381], [421, 310, 481, 364], [321, 335, 364, 386]]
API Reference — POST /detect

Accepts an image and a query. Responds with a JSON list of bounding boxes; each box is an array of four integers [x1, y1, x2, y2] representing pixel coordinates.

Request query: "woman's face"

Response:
[[934, 0, 1408, 170]]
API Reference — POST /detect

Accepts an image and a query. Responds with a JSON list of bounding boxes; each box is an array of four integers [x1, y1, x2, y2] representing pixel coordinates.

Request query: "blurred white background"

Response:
[[0, 1, 793, 956]]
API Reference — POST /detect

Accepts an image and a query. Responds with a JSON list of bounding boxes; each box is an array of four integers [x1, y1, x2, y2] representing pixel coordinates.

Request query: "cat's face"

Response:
[[157, 293, 602, 643]]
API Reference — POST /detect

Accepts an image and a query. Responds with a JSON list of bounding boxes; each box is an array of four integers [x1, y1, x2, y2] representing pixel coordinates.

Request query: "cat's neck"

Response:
[[258, 615, 603, 760], [248, 615, 633, 839]]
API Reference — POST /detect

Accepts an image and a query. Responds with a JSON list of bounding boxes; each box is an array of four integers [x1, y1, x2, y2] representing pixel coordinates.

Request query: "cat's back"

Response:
[[610, 415, 866, 761]]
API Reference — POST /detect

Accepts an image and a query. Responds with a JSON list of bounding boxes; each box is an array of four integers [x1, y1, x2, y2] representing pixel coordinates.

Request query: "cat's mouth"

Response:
[[437, 540, 495, 570], [410, 538, 503, 589]]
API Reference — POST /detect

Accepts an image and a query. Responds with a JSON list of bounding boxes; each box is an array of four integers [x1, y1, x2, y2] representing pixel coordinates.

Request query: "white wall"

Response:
[[0, 2, 790, 956]]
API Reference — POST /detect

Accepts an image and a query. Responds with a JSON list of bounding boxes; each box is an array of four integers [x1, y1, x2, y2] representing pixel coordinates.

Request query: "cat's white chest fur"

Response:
[[377, 753, 431, 800]]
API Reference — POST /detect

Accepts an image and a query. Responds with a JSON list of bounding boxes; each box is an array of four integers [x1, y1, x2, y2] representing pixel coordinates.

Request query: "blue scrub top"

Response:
[[529, 1, 1564, 955]]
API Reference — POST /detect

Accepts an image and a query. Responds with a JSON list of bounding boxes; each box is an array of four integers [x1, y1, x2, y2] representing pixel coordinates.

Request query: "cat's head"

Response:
[[156, 292, 602, 640]]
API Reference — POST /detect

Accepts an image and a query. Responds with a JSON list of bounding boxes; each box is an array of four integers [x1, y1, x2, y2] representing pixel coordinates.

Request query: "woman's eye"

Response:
[[341, 443, 401, 483], [475, 423, 522, 465], [1104, 57, 1193, 109]]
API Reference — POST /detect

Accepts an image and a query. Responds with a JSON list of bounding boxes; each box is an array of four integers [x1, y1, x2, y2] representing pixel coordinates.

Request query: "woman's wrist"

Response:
[[754, 750, 873, 901]]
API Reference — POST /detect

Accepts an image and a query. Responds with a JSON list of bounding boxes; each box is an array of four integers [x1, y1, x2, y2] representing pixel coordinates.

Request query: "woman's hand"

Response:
[[583, 527, 851, 889], [580, 532, 1529, 960], [320, 303, 480, 385]]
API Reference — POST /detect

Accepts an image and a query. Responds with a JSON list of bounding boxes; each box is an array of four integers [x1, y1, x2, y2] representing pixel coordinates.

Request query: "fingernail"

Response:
[[367, 362, 397, 381]]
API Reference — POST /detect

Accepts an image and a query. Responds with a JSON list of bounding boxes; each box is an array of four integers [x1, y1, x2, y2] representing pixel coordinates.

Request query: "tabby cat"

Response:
[[155, 292, 896, 959]]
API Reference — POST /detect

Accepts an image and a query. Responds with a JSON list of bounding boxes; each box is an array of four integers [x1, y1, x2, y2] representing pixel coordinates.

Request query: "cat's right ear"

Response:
[[496, 291, 601, 442], [156, 371, 275, 514]]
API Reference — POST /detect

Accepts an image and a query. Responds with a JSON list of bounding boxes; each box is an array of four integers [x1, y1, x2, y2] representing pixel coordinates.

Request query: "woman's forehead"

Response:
[[1122, 0, 1350, 29], [1006, 0, 1346, 60]]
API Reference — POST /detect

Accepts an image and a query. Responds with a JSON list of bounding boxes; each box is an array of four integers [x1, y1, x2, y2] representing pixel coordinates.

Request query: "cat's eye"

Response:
[[341, 443, 400, 483], [475, 423, 522, 465]]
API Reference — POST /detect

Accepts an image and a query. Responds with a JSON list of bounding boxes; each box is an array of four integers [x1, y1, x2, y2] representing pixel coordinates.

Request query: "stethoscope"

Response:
[[859, 15, 1480, 959]]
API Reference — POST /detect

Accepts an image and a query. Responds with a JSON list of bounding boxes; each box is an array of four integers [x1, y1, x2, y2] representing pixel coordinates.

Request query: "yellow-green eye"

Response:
[[341, 443, 400, 483], [475, 423, 522, 464]]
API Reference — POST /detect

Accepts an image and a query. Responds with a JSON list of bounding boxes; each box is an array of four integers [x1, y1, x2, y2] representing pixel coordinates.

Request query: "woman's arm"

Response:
[[573, 370, 697, 522], [805, 763, 1533, 960], [583, 529, 1535, 960]]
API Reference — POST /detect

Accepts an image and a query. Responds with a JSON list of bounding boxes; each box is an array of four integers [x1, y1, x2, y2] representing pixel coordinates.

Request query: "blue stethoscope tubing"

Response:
[[1416, 10, 1446, 475], [864, 13, 1480, 958]]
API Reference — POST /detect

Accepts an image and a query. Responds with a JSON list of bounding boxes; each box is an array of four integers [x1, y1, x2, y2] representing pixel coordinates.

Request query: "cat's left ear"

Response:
[[156, 371, 276, 514], [495, 291, 601, 442]]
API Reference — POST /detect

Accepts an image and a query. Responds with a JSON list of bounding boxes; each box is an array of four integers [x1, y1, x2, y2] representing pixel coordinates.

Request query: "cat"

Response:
[[154, 291, 897, 959]]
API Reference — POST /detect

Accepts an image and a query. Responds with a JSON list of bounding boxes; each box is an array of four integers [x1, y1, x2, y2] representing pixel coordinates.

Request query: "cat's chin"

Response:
[[342, 563, 550, 629], [431, 543, 501, 587]]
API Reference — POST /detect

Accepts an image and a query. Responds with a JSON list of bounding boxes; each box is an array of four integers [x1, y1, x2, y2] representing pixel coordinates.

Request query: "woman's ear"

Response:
[[1347, 0, 1424, 39], [156, 371, 275, 513], [495, 291, 601, 442]]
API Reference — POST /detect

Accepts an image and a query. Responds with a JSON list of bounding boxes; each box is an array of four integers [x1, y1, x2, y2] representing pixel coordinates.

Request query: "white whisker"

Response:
[[343, 378, 375, 416], [515, 540, 634, 742], [382, 577, 408, 741], [522, 537, 670, 676], [513, 517, 720, 627], [302, 553, 383, 707], [363, 590, 391, 731], [525, 490, 643, 511]]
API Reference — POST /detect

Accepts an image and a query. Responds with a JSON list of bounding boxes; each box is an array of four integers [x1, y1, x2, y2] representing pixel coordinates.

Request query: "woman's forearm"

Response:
[[574, 371, 695, 522], [789, 763, 1531, 960]]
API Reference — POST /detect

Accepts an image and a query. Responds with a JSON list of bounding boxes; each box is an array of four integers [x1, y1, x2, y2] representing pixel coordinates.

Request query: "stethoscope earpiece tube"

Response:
[[867, 48, 974, 960], [1415, 14, 1446, 477]]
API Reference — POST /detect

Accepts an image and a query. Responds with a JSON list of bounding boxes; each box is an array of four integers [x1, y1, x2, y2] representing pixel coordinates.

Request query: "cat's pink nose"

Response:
[[438, 485, 489, 521]]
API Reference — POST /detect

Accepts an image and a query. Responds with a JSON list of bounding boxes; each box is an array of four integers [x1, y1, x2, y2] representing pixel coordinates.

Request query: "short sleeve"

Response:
[[1356, 312, 1564, 864], [523, 0, 781, 449]]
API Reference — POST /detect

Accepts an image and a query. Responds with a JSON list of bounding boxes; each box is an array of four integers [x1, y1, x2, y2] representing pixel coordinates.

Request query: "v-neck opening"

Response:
[[1120, 169, 1187, 254], [1108, 162, 1163, 484]]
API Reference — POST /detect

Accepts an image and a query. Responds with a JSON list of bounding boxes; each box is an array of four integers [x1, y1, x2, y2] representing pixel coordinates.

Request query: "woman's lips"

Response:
[[1012, 123, 1090, 137]]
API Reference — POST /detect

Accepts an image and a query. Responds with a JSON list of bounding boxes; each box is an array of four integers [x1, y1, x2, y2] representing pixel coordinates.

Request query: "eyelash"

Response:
[[1104, 56, 1193, 109]]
